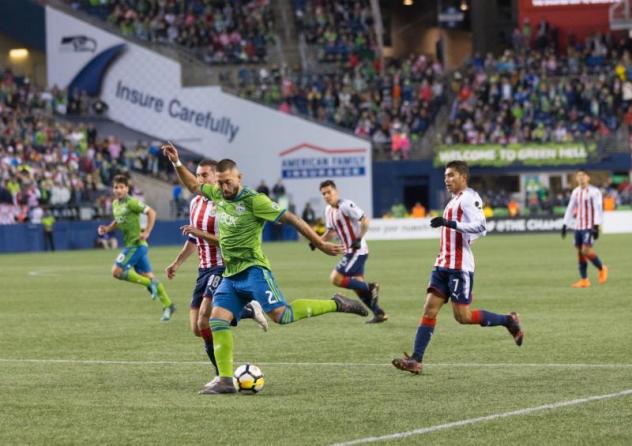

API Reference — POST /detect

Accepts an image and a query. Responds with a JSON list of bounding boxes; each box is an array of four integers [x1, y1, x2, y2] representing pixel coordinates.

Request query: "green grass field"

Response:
[[1, 234, 631, 445]]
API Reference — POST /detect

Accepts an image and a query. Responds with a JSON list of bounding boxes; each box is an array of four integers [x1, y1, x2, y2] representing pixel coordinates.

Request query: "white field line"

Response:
[[328, 389, 632, 446], [0, 358, 632, 369]]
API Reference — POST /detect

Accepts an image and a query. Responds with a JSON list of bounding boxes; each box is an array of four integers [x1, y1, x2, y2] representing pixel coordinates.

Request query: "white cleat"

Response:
[[204, 376, 220, 388], [248, 300, 269, 332]]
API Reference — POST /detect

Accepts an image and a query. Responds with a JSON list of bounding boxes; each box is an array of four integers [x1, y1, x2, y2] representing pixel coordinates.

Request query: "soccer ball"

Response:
[[233, 364, 265, 394]]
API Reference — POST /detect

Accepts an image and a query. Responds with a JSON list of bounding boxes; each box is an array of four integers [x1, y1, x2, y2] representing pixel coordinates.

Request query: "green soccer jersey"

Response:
[[112, 196, 148, 247], [200, 184, 286, 277]]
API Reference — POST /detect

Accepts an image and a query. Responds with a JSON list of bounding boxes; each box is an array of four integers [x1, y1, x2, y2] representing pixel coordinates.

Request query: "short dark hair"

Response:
[[319, 179, 336, 190], [577, 168, 589, 175], [217, 159, 237, 172], [446, 160, 469, 178], [199, 159, 217, 169], [113, 174, 131, 187]]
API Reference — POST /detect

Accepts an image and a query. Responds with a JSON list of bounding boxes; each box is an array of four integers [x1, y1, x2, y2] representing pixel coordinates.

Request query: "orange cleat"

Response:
[[571, 278, 591, 288], [598, 265, 608, 284]]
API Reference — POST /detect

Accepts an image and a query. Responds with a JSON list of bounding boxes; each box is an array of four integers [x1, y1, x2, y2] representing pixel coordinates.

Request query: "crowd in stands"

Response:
[[445, 25, 631, 145], [67, 0, 276, 64], [0, 68, 174, 224], [292, 0, 378, 62], [236, 53, 445, 159]]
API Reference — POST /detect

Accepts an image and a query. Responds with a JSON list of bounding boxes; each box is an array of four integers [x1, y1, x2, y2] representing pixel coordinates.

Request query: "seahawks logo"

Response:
[[235, 202, 246, 214]]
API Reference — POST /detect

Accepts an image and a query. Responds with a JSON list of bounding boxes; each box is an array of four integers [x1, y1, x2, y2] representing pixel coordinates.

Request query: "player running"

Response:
[[561, 169, 608, 288], [98, 175, 175, 321], [162, 143, 368, 394], [164, 159, 268, 389], [314, 180, 387, 323], [392, 160, 523, 375]]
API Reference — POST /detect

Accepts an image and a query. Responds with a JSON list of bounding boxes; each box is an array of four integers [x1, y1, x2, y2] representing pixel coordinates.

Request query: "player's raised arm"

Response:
[[162, 142, 200, 194], [281, 211, 344, 256]]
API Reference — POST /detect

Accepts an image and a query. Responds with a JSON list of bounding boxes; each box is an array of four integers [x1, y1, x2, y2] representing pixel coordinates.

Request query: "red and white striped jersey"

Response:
[[434, 188, 486, 272], [325, 199, 369, 255], [189, 195, 223, 269], [563, 185, 603, 230]]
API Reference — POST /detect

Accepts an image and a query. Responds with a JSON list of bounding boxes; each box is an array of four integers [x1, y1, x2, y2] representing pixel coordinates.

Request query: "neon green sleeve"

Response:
[[252, 194, 286, 222], [200, 183, 220, 200]]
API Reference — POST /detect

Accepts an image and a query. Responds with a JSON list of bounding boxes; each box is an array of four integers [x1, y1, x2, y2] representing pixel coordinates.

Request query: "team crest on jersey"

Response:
[[235, 202, 246, 214], [271, 202, 280, 210]]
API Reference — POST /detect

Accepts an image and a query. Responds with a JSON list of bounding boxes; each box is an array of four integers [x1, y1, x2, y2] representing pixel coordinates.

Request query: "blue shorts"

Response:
[[427, 267, 474, 305], [574, 229, 594, 247], [190, 266, 225, 309], [335, 253, 368, 276], [115, 245, 152, 274], [213, 266, 287, 321]]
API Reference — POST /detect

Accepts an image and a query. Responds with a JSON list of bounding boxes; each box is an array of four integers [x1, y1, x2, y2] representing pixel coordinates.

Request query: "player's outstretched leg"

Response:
[[277, 295, 368, 324], [469, 309, 523, 346]]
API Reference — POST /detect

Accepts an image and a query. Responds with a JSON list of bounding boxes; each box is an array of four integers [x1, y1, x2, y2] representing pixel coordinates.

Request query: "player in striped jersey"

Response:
[[315, 180, 387, 323], [164, 160, 268, 388], [561, 169, 608, 288], [392, 160, 523, 375]]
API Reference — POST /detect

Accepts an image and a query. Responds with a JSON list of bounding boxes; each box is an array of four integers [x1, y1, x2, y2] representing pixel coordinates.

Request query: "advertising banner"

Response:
[[45, 6, 373, 216], [434, 142, 596, 167], [366, 212, 631, 241]]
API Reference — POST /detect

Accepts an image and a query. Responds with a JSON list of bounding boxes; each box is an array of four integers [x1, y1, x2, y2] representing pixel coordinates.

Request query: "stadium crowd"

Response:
[[66, 0, 276, 64], [292, 0, 378, 62], [236, 53, 445, 159], [444, 27, 631, 145], [0, 68, 173, 224]]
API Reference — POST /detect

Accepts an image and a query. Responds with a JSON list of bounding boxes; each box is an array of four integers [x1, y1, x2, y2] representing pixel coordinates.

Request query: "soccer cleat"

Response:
[[203, 376, 220, 388], [571, 278, 591, 288], [332, 293, 369, 317], [598, 265, 608, 284], [148, 280, 159, 300], [392, 352, 422, 375], [366, 310, 389, 324], [198, 376, 236, 395], [506, 312, 523, 346], [160, 303, 176, 322], [248, 301, 269, 332]]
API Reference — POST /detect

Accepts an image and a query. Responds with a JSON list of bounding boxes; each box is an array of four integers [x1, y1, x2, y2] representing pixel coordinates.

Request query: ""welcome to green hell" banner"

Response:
[[434, 143, 596, 167]]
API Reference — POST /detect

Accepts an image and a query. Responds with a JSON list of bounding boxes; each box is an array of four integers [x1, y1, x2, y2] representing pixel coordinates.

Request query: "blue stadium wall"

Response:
[[0, 220, 297, 253]]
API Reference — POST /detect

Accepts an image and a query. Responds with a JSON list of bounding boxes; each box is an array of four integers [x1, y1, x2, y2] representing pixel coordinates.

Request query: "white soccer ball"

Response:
[[233, 363, 265, 394]]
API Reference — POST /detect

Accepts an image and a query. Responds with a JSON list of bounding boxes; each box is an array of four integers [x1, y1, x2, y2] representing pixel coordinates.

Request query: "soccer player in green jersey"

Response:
[[98, 175, 175, 321], [162, 143, 368, 394]]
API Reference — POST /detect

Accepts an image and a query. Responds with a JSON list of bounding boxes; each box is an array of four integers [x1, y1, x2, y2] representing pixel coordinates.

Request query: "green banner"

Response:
[[433, 143, 597, 167]]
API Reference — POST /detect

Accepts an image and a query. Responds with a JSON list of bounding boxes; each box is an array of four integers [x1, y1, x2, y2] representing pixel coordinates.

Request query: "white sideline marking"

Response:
[[328, 389, 632, 446], [1, 358, 632, 369]]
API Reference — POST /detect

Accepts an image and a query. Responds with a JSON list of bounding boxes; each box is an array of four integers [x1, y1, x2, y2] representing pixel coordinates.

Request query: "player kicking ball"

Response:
[[314, 180, 387, 323], [163, 142, 368, 394], [392, 161, 523, 375], [98, 175, 175, 322], [164, 159, 268, 390], [561, 169, 608, 288]]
